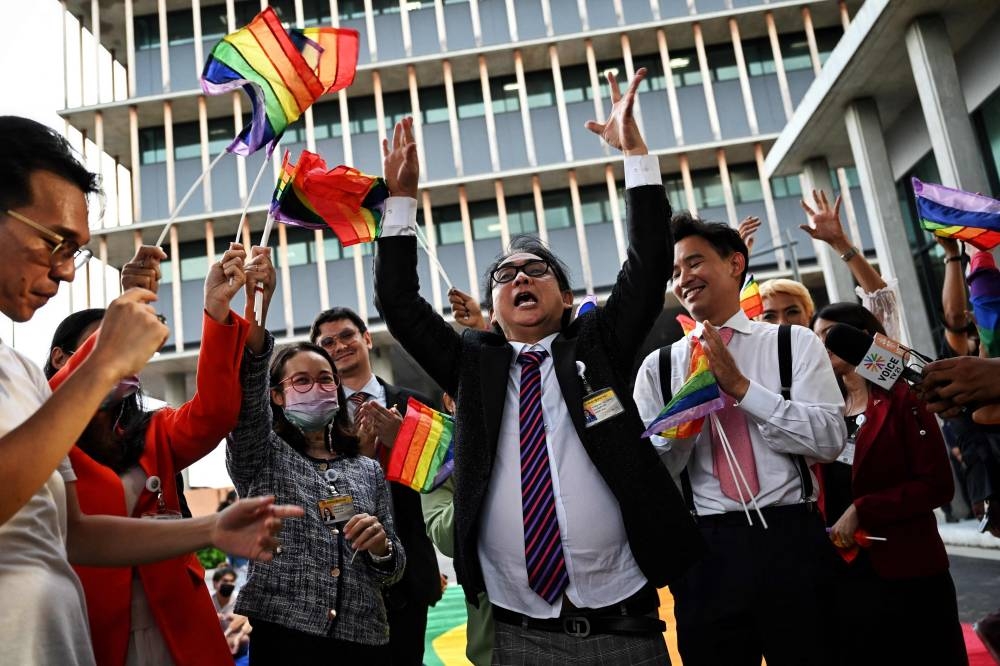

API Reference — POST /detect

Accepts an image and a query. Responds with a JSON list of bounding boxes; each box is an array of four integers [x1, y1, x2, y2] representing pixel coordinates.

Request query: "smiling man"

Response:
[[374, 69, 702, 664], [633, 214, 846, 666]]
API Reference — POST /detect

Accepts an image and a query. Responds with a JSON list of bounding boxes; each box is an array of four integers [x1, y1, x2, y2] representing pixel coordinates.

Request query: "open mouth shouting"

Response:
[[513, 290, 539, 309]]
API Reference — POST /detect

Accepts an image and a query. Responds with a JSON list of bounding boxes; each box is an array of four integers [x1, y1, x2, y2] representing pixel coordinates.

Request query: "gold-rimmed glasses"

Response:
[[5, 209, 92, 269]]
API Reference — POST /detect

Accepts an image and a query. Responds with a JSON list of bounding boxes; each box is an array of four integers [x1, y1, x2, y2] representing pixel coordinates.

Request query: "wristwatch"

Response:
[[944, 255, 964, 265], [839, 246, 859, 262]]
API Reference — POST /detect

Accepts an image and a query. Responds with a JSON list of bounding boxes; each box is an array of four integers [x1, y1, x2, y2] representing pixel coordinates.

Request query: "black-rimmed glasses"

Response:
[[5, 209, 92, 269], [491, 259, 551, 285]]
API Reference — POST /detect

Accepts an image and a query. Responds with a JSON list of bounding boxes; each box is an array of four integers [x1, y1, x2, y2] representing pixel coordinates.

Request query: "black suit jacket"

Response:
[[374, 185, 703, 604], [376, 379, 444, 609]]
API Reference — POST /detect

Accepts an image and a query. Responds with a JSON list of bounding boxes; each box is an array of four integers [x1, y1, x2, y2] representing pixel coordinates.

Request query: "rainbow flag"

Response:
[[270, 150, 388, 246], [968, 251, 1000, 358], [740, 274, 763, 319], [201, 7, 359, 156], [642, 335, 726, 439], [913, 178, 1000, 251], [386, 398, 455, 493]]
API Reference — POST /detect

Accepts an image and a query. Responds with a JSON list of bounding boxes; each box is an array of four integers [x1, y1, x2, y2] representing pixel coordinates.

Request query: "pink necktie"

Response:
[[709, 327, 760, 501]]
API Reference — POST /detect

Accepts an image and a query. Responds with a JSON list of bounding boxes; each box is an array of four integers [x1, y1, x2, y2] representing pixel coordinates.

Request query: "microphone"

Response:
[[824, 323, 932, 390]]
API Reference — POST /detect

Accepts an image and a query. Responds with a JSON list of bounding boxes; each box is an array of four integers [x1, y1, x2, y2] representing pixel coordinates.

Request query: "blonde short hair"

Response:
[[759, 278, 815, 321]]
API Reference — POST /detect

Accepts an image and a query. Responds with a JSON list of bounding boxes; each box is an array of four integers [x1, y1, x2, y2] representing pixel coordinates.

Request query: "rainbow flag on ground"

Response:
[[386, 398, 455, 493], [201, 7, 358, 155], [270, 150, 388, 246], [642, 332, 726, 440], [913, 178, 1000, 251], [740, 274, 763, 319]]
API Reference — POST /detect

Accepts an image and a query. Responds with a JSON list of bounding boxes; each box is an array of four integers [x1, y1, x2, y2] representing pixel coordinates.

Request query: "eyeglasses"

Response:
[[277, 373, 340, 394], [318, 329, 360, 349], [491, 259, 551, 285], [5, 209, 92, 269]]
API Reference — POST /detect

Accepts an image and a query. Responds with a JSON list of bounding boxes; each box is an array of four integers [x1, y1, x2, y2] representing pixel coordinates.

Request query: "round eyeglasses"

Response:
[[277, 373, 340, 394], [491, 259, 551, 285]]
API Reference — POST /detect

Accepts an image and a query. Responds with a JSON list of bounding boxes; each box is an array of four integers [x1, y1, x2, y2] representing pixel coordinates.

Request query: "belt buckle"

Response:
[[562, 616, 591, 638]]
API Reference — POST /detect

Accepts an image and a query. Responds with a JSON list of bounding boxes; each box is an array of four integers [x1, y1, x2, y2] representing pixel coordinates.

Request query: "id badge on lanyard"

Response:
[[317, 468, 357, 527]]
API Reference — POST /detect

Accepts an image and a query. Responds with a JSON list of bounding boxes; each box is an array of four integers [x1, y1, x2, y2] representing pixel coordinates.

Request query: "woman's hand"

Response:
[[830, 503, 860, 548], [212, 496, 304, 562], [344, 512, 389, 557], [204, 243, 247, 323]]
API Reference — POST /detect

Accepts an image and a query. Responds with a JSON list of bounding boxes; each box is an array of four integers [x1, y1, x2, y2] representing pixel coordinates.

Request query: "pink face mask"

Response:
[[101, 375, 141, 410], [282, 386, 340, 432]]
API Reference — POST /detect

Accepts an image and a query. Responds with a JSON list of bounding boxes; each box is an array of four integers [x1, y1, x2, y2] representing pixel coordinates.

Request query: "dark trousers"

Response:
[[830, 553, 968, 666], [671, 504, 835, 666], [248, 618, 391, 665], [387, 599, 430, 666]]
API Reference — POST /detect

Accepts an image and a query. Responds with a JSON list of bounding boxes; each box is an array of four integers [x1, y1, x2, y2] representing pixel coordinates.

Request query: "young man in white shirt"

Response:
[[633, 214, 846, 666]]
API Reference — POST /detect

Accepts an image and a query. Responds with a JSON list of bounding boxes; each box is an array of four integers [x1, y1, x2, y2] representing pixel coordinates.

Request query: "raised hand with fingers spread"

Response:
[[585, 67, 649, 155], [799, 189, 850, 253], [737, 216, 762, 255], [383, 116, 419, 198]]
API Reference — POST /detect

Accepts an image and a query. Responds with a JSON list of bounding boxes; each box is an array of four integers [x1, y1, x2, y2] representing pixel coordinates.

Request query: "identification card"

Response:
[[318, 495, 357, 526], [582, 388, 625, 428], [837, 440, 856, 466]]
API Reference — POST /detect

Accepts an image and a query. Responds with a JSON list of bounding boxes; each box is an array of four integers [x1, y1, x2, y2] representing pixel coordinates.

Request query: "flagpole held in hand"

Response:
[[414, 224, 454, 290], [710, 412, 768, 529], [155, 148, 228, 247], [233, 155, 273, 245], [250, 210, 276, 326]]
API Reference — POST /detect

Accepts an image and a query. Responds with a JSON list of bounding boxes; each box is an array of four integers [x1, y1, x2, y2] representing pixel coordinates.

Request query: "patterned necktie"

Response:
[[518, 350, 569, 604], [709, 328, 760, 501], [348, 391, 370, 417]]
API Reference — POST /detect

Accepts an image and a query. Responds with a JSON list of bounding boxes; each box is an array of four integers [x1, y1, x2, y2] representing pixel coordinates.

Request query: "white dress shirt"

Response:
[[344, 374, 386, 418], [478, 334, 647, 618], [633, 311, 846, 516]]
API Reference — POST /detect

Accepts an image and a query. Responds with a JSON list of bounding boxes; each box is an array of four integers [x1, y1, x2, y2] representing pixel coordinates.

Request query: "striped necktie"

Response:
[[518, 350, 568, 604], [348, 391, 370, 417]]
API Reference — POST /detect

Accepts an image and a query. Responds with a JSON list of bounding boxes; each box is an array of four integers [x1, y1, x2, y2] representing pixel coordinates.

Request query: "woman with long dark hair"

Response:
[[226, 248, 403, 663], [811, 302, 967, 666], [47, 243, 258, 666]]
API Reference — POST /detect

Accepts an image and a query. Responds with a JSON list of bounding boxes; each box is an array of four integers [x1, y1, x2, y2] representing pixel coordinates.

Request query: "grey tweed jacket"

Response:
[[226, 332, 405, 644]]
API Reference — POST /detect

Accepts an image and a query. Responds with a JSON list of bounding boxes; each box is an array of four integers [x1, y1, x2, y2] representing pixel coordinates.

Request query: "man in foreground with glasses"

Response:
[[374, 69, 702, 664], [0, 116, 302, 666], [308, 306, 443, 666]]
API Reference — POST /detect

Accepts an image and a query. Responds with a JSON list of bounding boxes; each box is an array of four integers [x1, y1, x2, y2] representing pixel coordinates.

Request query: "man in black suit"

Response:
[[374, 69, 702, 663], [309, 307, 443, 666]]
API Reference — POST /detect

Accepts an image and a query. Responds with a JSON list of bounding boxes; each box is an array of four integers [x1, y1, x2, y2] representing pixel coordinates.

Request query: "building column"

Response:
[[905, 15, 991, 194], [844, 98, 934, 354], [164, 372, 188, 406], [801, 158, 856, 304]]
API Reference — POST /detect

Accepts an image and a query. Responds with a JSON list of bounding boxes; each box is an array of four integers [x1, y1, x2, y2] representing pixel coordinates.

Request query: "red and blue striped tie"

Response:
[[518, 350, 569, 604]]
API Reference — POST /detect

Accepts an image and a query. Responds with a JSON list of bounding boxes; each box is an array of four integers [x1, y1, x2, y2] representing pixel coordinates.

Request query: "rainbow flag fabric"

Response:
[[201, 7, 359, 156], [270, 150, 388, 246], [968, 251, 1000, 358], [913, 178, 1000, 251], [642, 334, 726, 439], [740, 275, 763, 319], [386, 398, 455, 493]]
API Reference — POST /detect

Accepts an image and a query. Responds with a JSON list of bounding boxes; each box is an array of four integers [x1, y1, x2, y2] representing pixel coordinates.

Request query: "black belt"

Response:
[[695, 501, 818, 527], [491, 584, 665, 638]]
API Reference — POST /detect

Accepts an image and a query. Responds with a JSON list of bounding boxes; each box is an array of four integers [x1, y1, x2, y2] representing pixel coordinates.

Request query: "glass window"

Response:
[[430, 205, 465, 245], [316, 236, 344, 261], [383, 90, 412, 128], [730, 165, 764, 204], [706, 44, 739, 83], [455, 81, 486, 120], [420, 87, 449, 125], [542, 190, 573, 230], [578, 185, 612, 226], [505, 193, 539, 236], [346, 96, 380, 134], [974, 89, 1000, 196], [690, 170, 725, 209], [771, 174, 803, 199], [139, 127, 166, 166], [470, 200, 501, 240], [525, 71, 556, 110], [668, 49, 702, 88], [491, 76, 521, 114], [743, 39, 776, 77]]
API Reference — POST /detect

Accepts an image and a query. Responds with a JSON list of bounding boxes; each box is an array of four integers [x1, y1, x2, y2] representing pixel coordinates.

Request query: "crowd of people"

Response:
[[1, 65, 999, 666]]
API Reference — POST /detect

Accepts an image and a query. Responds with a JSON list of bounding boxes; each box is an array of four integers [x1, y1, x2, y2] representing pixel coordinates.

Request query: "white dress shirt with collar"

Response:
[[343, 374, 386, 419], [633, 311, 846, 517], [478, 334, 647, 618]]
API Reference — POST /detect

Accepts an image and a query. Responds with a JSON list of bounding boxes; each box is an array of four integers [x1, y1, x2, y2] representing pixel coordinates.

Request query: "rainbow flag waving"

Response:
[[386, 398, 455, 493], [642, 333, 726, 439], [201, 7, 359, 156], [271, 150, 388, 246], [740, 275, 763, 319], [913, 178, 1000, 251]]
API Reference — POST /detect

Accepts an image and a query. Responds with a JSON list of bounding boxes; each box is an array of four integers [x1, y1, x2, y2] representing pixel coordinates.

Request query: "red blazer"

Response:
[[51, 311, 249, 666], [819, 383, 953, 580]]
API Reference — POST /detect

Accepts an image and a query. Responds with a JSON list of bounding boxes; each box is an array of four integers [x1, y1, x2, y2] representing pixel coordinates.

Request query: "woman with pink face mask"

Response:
[[46, 242, 256, 666], [226, 247, 404, 663]]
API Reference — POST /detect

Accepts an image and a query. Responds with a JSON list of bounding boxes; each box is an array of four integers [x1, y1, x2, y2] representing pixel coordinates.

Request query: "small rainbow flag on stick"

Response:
[[201, 7, 359, 156], [740, 275, 763, 319], [271, 150, 388, 246], [642, 333, 726, 439], [386, 398, 455, 493], [914, 178, 1000, 251]]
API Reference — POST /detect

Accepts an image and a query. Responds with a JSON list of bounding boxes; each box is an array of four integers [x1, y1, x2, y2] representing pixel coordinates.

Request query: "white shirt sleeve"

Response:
[[624, 154, 663, 188], [633, 347, 696, 480], [379, 196, 418, 237], [738, 327, 846, 462], [57, 456, 76, 483]]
